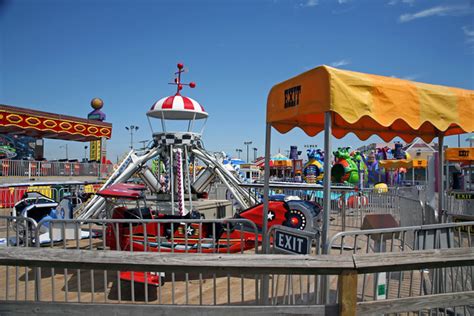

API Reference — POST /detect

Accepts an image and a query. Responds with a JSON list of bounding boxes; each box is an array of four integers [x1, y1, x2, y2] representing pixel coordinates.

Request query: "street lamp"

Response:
[[236, 148, 243, 159], [84, 145, 88, 162], [253, 147, 258, 162], [125, 125, 139, 149], [244, 141, 252, 163], [59, 144, 68, 160]]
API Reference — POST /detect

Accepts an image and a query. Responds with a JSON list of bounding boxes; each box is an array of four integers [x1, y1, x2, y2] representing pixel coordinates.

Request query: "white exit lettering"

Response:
[[277, 232, 305, 253]]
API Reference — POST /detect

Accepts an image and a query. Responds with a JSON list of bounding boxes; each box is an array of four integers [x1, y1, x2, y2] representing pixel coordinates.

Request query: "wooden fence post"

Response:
[[338, 269, 358, 316]]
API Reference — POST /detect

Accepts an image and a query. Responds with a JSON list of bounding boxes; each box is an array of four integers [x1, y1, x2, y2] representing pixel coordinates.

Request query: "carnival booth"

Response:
[[269, 153, 293, 179], [264, 65, 474, 255]]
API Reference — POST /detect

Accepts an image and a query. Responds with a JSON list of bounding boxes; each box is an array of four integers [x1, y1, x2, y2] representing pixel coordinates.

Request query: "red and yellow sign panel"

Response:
[[0, 104, 112, 141]]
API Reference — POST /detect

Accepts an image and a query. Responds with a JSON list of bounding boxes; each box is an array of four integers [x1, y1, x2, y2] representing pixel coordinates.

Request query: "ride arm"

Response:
[[77, 146, 162, 219], [191, 148, 257, 209]]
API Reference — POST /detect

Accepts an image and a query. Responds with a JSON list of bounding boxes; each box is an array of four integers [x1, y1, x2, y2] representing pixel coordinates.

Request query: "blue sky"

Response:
[[1, 0, 473, 162]]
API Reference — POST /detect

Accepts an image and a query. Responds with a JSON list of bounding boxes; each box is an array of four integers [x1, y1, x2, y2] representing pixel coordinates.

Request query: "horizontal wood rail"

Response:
[[0, 247, 354, 275], [0, 247, 473, 316], [1, 247, 473, 274], [0, 302, 339, 316]]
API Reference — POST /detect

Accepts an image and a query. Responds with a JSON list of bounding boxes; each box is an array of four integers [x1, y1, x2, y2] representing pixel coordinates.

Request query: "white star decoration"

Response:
[[186, 226, 194, 236], [268, 211, 275, 221]]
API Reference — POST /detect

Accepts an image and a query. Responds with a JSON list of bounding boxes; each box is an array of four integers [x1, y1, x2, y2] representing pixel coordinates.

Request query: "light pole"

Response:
[[253, 147, 258, 162], [244, 141, 252, 163], [84, 145, 88, 162], [59, 144, 68, 160], [125, 125, 139, 149], [236, 148, 242, 159]]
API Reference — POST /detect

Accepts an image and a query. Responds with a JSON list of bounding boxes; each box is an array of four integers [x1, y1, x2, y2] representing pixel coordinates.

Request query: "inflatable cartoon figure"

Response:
[[331, 147, 359, 185], [303, 149, 324, 183], [351, 151, 368, 186], [362, 150, 381, 185]]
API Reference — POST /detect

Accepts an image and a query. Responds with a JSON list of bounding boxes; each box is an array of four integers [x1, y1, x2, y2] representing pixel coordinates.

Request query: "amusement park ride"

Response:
[[74, 63, 321, 286], [76, 63, 258, 221]]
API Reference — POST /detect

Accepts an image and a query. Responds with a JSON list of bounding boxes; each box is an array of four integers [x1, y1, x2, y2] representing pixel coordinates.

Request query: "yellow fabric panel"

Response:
[[27, 186, 53, 198], [266, 65, 474, 141], [84, 184, 95, 193], [412, 159, 427, 168], [379, 160, 412, 169], [452, 88, 474, 134], [367, 73, 420, 128], [415, 81, 458, 132], [445, 148, 474, 162], [329, 67, 374, 124]]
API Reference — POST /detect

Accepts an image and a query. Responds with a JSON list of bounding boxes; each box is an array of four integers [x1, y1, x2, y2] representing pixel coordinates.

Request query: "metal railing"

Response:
[[1, 214, 473, 314], [328, 220, 474, 313], [244, 184, 429, 230], [0, 216, 38, 303], [1, 216, 260, 305], [0, 159, 113, 178], [0, 183, 101, 209], [0, 245, 473, 315], [446, 190, 474, 220]]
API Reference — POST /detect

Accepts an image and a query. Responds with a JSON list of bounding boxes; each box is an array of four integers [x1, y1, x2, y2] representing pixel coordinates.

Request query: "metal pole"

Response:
[[260, 123, 272, 305], [247, 143, 249, 163], [321, 111, 332, 305], [262, 124, 272, 253], [170, 145, 175, 215], [184, 146, 193, 212], [445, 155, 449, 192], [322, 111, 332, 254], [438, 134, 444, 222], [193, 156, 196, 182]]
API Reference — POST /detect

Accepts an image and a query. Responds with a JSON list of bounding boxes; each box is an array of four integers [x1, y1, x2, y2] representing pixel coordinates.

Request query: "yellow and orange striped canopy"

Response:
[[266, 66, 474, 142]]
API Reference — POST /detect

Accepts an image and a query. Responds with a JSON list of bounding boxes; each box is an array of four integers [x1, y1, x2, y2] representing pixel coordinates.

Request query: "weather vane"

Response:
[[169, 63, 196, 95]]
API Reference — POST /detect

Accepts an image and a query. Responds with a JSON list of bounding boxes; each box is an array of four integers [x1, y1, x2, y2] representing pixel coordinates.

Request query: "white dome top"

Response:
[[147, 94, 208, 120]]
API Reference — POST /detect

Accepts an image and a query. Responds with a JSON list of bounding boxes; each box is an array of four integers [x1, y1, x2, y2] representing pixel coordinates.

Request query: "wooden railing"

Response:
[[0, 247, 473, 316]]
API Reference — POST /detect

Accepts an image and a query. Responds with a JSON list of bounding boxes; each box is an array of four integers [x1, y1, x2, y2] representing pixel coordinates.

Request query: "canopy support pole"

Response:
[[261, 122, 272, 304], [322, 111, 332, 254], [438, 134, 444, 222], [321, 111, 332, 304], [262, 123, 272, 250]]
